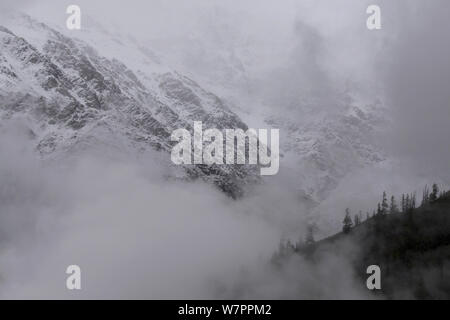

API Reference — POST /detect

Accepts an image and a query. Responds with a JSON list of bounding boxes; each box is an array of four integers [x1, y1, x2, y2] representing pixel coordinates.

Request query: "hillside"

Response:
[[274, 191, 450, 299]]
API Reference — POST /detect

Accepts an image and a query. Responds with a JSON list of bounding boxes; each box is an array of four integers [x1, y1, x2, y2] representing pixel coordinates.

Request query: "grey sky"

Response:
[[1, 0, 449, 298], [381, 0, 450, 181]]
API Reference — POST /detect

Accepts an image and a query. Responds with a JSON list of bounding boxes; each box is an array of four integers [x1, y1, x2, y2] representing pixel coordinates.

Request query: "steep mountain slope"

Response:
[[274, 193, 450, 299], [0, 13, 388, 205], [0, 15, 259, 198], [145, 10, 389, 203]]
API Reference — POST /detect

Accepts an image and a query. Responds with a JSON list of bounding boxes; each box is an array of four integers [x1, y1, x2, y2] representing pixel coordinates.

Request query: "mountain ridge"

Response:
[[0, 15, 260, 198]]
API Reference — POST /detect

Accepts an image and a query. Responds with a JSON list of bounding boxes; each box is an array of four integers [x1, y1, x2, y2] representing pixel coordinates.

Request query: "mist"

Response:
[[0, 126, 274, 298], [1, 0, 449, 299], [381, 0, 450, 181], [0, 123, 373, 299]]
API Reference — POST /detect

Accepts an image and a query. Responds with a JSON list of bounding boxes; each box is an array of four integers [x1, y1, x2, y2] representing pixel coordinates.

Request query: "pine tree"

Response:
[[422, 185, 430, 206], [381, 191, 389, 215], [343, 208, 353, 234], [390, 195, 398, 214], [401, 194, 406, 212], [377, 203, 381, 215]]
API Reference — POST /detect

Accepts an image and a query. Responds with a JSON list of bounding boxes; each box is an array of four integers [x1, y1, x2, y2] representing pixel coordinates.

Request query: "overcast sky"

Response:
[[1, 0, 449, 298], [381, 1, 450, 180]]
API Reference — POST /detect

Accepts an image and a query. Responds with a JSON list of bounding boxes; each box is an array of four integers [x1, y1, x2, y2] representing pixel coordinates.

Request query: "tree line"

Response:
[[274, 183, 449, 257], [342, 183, 448, 234]]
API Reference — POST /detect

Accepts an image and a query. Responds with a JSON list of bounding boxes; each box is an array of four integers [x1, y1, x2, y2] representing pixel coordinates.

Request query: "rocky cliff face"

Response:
[[269, 101, 387, 202], [0, 15, 260, 198], [0, 14, 388, 203], [144, 12, 389, 203]]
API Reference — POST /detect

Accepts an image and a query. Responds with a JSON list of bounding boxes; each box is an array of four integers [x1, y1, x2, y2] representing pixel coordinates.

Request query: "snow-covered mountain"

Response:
[[0, 14, 388, 204], [0, 15, 260, 198], [147, 15, 389, 203]]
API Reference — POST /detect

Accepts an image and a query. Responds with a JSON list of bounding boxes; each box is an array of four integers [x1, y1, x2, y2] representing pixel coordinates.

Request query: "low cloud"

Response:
[[0, 124, 370, 299]]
